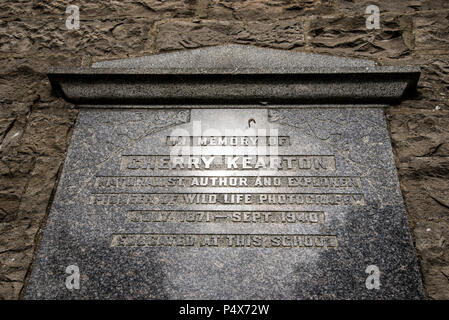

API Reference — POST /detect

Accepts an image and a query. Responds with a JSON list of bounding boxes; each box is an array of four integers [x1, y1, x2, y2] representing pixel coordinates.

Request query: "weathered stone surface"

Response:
[[0, 0, 448, 300], [339, 0, 449, 14], [155, 20, 305, 51], [308, 15, 411, 59], [0, 0, 33, 18], [413, 11, 449, 53], [387, 107, 449, 299], [0, 103, 77, 299], [31, 0, 197, 18], [207, 0, 335, 20], [0, 18, 155, 61], [389, 108, 449, 163]]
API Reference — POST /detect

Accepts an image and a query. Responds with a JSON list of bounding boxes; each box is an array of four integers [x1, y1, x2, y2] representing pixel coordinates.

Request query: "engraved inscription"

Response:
[[103, 130, 370, 250], [90, 193, 366, 206], [111, 233, 339, 248], [126, 210, 326, 224], [94, 176, 362, 189], [120, 155, 336, 171], [167, 136, 291, 146]]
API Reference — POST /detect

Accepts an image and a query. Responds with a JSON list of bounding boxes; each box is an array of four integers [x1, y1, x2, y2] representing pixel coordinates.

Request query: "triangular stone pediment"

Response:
[[48, 44, 419, 105], [92, 44, 376, 70]]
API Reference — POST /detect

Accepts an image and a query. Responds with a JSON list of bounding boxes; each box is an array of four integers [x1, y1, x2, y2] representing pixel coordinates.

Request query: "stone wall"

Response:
[[0, 0, 448, 299]]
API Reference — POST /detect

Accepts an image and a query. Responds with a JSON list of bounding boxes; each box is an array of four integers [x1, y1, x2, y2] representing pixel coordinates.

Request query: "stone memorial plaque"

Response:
[[26, 45, 424, 299]]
